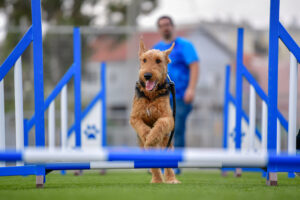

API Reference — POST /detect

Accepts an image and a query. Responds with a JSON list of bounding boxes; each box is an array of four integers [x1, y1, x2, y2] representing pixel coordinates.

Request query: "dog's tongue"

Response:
[[146, 80, 155, 91]]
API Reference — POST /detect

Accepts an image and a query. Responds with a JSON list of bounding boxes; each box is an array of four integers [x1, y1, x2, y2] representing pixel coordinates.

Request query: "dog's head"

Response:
[[138, 39, 174, 92]]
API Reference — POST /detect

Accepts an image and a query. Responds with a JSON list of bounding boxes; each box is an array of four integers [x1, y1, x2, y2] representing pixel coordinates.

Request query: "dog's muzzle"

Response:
[[144, 73, 152, 80]]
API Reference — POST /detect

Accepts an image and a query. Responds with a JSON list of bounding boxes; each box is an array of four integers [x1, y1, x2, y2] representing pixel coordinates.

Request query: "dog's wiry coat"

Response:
[[130, 40, 180, 184]]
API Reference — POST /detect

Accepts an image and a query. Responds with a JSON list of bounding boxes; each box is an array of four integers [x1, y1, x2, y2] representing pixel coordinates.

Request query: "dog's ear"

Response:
[[164, 42, 175, 63], [164, 42, 175, 56], [139, 39, 147, 56]]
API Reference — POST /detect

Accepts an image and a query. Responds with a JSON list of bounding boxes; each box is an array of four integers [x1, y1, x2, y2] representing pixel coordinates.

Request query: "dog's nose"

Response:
[[144, 73, 152, 80]]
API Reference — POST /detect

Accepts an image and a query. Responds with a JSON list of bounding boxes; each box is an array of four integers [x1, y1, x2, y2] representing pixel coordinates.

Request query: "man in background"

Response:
[[153, 16, 200, 173]]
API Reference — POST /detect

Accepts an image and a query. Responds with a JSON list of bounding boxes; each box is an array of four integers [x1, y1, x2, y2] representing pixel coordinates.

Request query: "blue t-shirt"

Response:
[[152, 37, 199, 99]]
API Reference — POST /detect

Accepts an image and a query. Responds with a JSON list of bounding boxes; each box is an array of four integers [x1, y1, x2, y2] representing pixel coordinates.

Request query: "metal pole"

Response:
[[266, 0, 280, 186], [223, 66, 231, 150], [0, 78, 5, 167], [73, 28, 81, 148], [249, 85, 256, 151], [101, 62, 106, 147], [61, 85, 68, 149], [31, 0, 45, 147], [288, 52, 297, 154], [48, 101, 55, 149], [261, 101, 268, 152], [14, 57, 24, 166], [235, 28, 244, 150], [276, 119, 281, 154]]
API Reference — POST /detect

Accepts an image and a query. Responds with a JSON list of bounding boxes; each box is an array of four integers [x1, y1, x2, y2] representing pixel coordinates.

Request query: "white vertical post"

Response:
[[48, 101, 55, 149], [288, 52, 297, 154], [0, 78, 5, 167], [276, 119, 281, 154], [14, 57, 24, 166], [61, 85, 68, 149], [248, 85, 256, 151], [261, 101, 268, 152]]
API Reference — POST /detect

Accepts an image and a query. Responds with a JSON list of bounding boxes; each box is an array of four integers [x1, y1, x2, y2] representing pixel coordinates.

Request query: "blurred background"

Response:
[[1, 0, 300, 149]]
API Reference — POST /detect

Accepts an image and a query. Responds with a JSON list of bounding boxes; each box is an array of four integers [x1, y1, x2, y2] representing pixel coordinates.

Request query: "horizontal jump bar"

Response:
[[34, 160, 264, 170], [0, 148, 267, 167], [0, 148, 299, 170]]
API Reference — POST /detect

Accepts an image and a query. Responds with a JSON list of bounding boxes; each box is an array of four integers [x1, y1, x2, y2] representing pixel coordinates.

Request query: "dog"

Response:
[[130, 39, 180, 184]]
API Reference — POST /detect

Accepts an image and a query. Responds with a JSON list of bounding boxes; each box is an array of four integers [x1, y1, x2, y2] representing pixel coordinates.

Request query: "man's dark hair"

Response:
[[157, 15, 174, 27]]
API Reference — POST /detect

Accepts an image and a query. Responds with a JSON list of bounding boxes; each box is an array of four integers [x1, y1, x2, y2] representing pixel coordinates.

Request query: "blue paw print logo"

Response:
[[84, 124, 100, 139]]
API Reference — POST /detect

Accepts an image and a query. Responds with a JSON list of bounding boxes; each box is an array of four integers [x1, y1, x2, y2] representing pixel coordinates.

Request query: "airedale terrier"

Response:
[[130, 39, 180, 184]]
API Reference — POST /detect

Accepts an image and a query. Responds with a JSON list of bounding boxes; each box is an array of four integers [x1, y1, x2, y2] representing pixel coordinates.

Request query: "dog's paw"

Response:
[[150, 178, 164, 184], [165, 179, 181, 184]]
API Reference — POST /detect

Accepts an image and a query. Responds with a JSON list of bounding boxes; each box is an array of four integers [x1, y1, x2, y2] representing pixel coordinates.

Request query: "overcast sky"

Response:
[[1, 0, 300, 41], [137, 0, 300, 29]]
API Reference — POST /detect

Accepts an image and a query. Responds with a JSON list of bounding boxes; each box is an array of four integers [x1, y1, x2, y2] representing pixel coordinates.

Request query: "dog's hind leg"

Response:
[[162, 136, 181, 184], [144, 144, 164, 183]]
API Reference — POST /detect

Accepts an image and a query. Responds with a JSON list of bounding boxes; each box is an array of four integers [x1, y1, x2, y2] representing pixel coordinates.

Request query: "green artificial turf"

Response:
[[0, 170, 299, 200]]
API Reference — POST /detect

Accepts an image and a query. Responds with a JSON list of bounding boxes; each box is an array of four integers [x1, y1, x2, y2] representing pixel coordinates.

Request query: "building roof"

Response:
[[89, 26, 233, 62], [90, 30, 187, 62]]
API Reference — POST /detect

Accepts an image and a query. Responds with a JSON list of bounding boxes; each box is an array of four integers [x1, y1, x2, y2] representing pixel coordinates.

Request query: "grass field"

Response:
[[0, 170, 299, 200]]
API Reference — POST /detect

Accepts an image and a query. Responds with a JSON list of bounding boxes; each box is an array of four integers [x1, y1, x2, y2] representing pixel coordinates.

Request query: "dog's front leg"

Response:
[[130, 117, 151, 143], [144, 117, 173, 184], [144, 117, 174, 148]]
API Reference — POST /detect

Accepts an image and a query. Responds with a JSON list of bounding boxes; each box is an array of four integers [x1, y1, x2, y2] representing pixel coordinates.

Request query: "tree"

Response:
[[0, 0, 157, 108]]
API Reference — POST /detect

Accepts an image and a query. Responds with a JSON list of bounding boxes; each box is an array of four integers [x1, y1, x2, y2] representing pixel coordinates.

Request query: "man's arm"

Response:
[[184, 62, 199, 103]]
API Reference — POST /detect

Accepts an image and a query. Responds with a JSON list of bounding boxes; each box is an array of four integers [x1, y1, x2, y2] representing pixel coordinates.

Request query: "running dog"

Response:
[[130, 39, 180, 184]]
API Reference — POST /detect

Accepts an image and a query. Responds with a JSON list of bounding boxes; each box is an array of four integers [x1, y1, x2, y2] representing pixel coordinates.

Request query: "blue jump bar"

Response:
[[0, 151, 22, 162], [0, 149, 299, 171], [108, 149, 183, 161]]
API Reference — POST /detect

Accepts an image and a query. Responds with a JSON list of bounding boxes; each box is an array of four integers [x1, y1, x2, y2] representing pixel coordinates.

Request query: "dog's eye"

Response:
[[143, 58, 147, 63], [156, 59, 161, 64]]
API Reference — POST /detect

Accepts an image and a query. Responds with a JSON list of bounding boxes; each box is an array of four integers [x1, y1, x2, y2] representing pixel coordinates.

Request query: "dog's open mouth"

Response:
[[145, 80, 157, 91]]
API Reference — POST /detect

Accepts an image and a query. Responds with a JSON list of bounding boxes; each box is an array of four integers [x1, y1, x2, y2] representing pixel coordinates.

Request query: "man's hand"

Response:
[[184, 87, 195, 103], [184, 62, 199, 104]]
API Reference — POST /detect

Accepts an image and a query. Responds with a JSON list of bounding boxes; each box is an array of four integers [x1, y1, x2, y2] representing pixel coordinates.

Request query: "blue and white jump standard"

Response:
[[222, 0, 300, 185]]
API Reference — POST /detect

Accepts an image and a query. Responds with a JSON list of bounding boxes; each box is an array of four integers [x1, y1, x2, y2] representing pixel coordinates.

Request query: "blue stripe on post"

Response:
[[235, 28, 244, 150], [228, 94, 236, 105], [278, 22, 300, 62], [101, 62, 107, 147], [44, 64, 75, 110], [223, 65, 231, 149], [31, 0, 45, 147], [242, 65, 269, 103], [0, 27, 33, 81], [241, 110, 262, 141], [267, 0, 280, 152], [277, 111, 288, 132], [134, 161, 178, 168], [23, 119, 29, 147], [26, 64, 76, 133], [73, 27, 82, 147]]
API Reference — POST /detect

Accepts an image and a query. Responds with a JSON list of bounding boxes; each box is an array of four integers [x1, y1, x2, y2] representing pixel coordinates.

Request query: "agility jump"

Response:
[[0, 0, 299, 188]]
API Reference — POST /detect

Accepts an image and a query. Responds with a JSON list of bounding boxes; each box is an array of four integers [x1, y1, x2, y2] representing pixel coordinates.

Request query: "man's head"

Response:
[[157, 16, 175, 41]]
